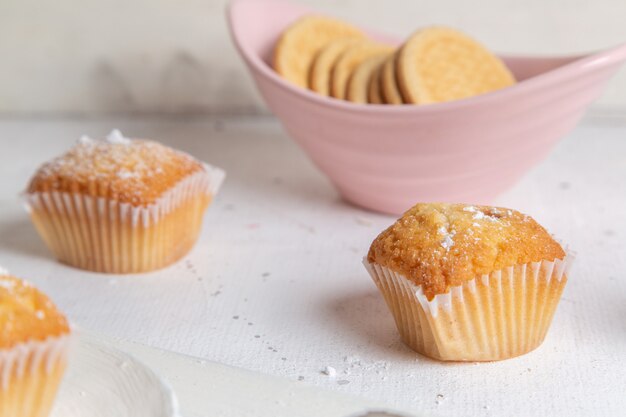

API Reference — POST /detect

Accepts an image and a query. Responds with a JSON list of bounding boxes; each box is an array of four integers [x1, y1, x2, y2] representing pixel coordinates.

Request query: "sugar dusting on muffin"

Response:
[[0, 270, 70, 349], [27, 130, 204, 206], [367, 203, 565, 300]]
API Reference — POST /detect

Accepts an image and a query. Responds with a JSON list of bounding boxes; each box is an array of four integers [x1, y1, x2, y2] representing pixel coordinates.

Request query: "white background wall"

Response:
[[1, 0, 625, 116]]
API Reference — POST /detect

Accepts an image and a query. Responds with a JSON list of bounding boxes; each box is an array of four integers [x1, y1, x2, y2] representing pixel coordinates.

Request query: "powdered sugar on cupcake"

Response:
[[28, 130, 205, 205], [0, 279, 14, 290], [438, 226, 456, 251], [106, 129, 132, 145]]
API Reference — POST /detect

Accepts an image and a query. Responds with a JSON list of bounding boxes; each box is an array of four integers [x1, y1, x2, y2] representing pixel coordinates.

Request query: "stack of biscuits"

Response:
[[273, 16, 516, 105]]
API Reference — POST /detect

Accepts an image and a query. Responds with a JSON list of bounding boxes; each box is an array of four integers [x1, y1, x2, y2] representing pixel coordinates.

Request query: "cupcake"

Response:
[[364, 203, 572, 361], [0, 268, 70, 417], [24, 130, 225, 274]]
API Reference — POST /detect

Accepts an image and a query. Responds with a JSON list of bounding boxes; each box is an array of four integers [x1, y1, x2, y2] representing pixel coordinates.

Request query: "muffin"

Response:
[[364, 203, 572, 361], [0, 269, 70, 417], [24, 130, 225, 273]]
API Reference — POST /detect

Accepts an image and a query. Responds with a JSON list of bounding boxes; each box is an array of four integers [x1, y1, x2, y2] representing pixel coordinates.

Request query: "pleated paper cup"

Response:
[[24, 163, 225, 274], [0, 335, 70, 417], [364, 256, 573, 361]]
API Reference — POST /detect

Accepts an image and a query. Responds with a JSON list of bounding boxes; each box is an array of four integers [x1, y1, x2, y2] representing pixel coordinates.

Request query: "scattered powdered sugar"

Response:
[[463, 206, 495, 220], [464, 205, 504, 222], [31, 131, 203, 204], [0, 278, 62, 333], [341, 355, 389, 377], [473, 210, 500, 222], [0, 280, 14, 289], [78, 130, 129, 146], [438, 226, 456, 251], [117, 170, 137, 180], [106, 129, 131, 145], [441, 234, 455, 250], [78, 135, 94, 145], [473, 210, 486, 220], [0, 267, 13, 289], [322, 366, 337, 378]]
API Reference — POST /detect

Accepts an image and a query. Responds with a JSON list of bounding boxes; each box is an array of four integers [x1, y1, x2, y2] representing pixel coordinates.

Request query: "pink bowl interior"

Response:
[[229, 0, 626, 214]]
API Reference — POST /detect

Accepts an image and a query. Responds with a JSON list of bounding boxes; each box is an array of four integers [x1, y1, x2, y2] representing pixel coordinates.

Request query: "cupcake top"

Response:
[[0, 270, 70, 348], [27, 130, 205, 206], [367, 203, 565, 300]]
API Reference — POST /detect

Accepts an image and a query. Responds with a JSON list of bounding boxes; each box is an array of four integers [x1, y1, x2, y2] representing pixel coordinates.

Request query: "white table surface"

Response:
[[0, 114, 624, 417]]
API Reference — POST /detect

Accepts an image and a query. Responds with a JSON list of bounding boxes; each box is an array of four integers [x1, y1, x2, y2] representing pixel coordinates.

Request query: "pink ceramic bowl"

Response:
[[228, 0, 626, 215]]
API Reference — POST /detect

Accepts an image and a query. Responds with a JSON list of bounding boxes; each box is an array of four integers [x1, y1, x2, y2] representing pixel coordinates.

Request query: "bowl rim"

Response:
[[227, 0, 626, 115]]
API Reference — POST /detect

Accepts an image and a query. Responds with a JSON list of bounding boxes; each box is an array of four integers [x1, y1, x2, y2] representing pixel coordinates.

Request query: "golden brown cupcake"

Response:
[[0, 268, 71, 417], [365, 203, 572, 361], [24, 130, 225, 273]]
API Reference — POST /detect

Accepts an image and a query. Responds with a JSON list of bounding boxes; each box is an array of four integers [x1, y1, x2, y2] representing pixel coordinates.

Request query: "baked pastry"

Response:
[[309, 37, 364, 96], [397, 27, 516, 104], [0, 268, 70, 417], [273, 15, 516, 106], [329, 41, 393, 99], [24, 130, 225, 273], [380, 54, 404, 104], [365, 203, 572, 361], [346, 54, 389, 104], [367, 63, 385, 104], [273, 15, 364, 89]]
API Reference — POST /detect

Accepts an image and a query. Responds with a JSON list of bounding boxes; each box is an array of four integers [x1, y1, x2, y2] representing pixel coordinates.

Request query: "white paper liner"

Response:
[[0, 335, 70, 390], [23, 163, 225, 273], [364, 255, 573, 361], [0, 334, 70, 417], [0, 269, 70, 388]]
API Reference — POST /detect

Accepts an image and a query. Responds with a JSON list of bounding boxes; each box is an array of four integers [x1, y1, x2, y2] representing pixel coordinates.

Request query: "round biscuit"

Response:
[[397, 26, 516, 104], [309, 38, 363, 96], [346, 54, 389, 104], [380, 54, 404, 104], [367, 64, 385, 104], [273, 15, 364, 89], [330, 41, 394, 100]]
